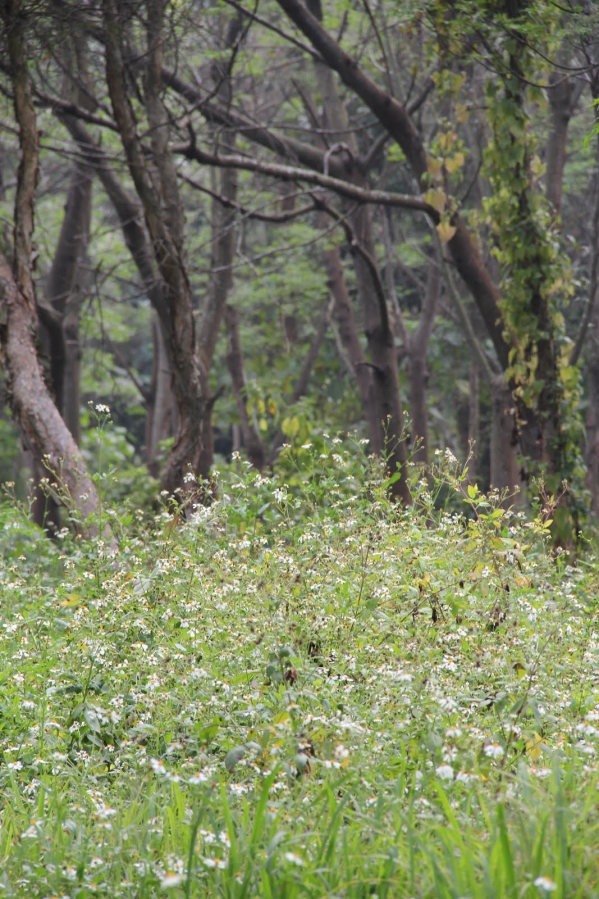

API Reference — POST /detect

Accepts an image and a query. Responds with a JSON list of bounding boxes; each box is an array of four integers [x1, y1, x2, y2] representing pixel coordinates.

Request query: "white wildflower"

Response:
[[484, 743, 504, 760], [160, 872, 185, 888]]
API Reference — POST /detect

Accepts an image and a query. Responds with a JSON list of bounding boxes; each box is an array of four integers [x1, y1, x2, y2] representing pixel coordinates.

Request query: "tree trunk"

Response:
[[102, 0, 210, 496], [406, 263, 440, 466], [308, 0, 409, 500], [546, 72, 581, 218], [0, 256, 107, 536], [45, 159, 92, 444], [59, 114, 179, 481], [224, 304, 266, 470], [321, 224, 381, 449], [0, 0, 110, 542], [490, 374, 519, 501], [468, 362, 480, 480], [146, 317, 175, 476]]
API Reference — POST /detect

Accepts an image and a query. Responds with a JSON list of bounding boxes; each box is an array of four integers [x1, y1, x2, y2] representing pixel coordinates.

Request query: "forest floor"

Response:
[[1, 440, 599, 898]]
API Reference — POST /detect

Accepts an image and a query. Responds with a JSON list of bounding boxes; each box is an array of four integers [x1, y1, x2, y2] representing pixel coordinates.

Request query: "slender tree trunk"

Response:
[[468, 362, 480, 480], [59, 115, 178, 480], [406, 263, 440, 466], [267, 305, 329, 465], [224, 304, 265, 470], [308, 0, 409, 500], [546, 72, 581, 218], [321, 224, 381, 449], [490, 374, 519, 500], [146, 317, 175, 476]]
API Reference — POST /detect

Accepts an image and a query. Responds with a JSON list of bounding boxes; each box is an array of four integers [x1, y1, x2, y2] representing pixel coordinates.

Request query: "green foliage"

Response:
[[430, 0, 585, 509], [81, 404, 159, 512], [1, 448, 599, 895]]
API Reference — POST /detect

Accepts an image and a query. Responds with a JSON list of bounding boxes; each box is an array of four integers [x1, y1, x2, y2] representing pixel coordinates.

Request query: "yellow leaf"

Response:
[[445, 152, 465, 174], [423, 189, 446, 214], [268, 399, 276, 416], [438, 131, 457, 153], [513, 661, 527, 679], [526, 732, 543, 762], [455, 103, 470, 123], [427, 157, 443, 178], [259, 417, 268, 432], [60, 596, 81, 608], [436, 220, 456, 242], [530, 154, 545, 178], [282, 416, 300, 438], [257, 398, 266, 415]]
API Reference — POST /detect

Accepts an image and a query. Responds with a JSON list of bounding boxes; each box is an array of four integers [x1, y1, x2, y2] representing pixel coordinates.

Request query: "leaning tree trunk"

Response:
[[0, 0, 109, 541], [0, 258, 105, 532]]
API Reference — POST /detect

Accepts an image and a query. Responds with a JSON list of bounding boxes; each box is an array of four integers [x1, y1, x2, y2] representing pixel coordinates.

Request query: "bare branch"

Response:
[[177, 139, 435, 213], [178, 171, 316, 222]]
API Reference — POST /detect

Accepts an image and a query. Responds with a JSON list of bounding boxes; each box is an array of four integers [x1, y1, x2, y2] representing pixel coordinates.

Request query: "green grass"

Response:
[[1, 441, 599, 897]]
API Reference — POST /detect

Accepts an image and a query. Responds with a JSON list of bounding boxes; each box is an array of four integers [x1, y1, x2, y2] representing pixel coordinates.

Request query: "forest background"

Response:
[[2, 0, 599, 537]]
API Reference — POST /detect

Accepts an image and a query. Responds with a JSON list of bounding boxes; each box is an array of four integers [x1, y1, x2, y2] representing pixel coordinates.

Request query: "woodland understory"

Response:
[[1, 0, 599, 543]]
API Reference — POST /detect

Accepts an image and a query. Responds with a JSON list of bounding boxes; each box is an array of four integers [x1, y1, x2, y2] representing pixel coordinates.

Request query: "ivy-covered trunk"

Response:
[[483, 0, 576, 491]]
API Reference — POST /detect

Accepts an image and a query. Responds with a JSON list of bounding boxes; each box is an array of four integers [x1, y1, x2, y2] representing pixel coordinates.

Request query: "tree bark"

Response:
[[224, 304, 265, 470], [407, 264, 440, 466], [58, 114, 179, 478], [195, 12, 245, 476], [102, 0, 210, 496], [322, 229, 380, 445], [490, 374, 519, 501], [146, 317, 176, 476], [546, 72, 582, 218], [307, 0, 409, 500], [45, 159, 92, 444], [0, 0, 109, 541]]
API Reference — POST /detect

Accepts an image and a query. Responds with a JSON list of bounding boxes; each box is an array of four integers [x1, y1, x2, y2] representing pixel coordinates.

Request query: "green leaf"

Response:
[[225, 746, 246, 772]]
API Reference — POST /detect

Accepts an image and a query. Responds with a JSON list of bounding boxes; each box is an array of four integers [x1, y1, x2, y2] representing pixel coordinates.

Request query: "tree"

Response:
[[0, 0, 108, 539]]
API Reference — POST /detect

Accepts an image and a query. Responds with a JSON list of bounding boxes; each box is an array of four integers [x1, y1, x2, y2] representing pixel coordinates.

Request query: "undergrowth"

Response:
[[1, 436, 599, 897]]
